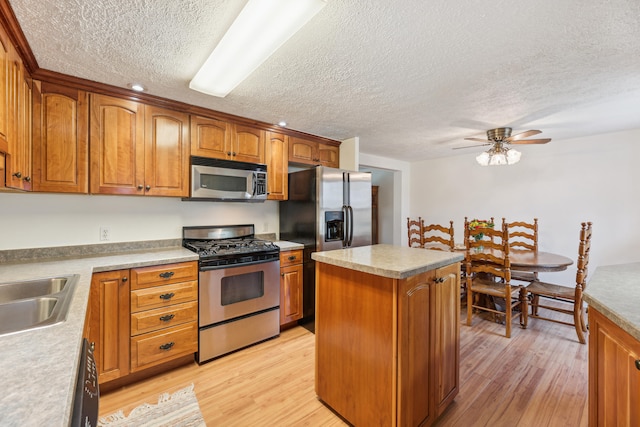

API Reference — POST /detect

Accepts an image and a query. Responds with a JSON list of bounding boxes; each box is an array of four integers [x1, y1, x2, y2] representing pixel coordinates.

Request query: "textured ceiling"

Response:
[[8, 0, 640, 162]]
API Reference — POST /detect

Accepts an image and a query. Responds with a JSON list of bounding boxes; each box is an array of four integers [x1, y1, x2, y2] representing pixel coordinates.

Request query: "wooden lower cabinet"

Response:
[[86, 269, 130, 384], [315, 261, 460, 426], [279, 249, 303, 326], [589, 307, 640, 426], [86, 261, 198, 385]]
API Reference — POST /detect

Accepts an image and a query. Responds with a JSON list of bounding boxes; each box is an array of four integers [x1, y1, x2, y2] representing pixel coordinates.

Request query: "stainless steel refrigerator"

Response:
[[279, 166, 372, 320]]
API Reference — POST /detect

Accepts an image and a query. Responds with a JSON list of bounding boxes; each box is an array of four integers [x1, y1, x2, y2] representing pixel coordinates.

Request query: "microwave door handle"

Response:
[[250, 173, 256, 196]]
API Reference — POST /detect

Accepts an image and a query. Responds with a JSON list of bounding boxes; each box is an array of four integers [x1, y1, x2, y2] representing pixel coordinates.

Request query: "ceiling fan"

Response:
[[454, 127, 551, 166], [454, 127, 551, 150]]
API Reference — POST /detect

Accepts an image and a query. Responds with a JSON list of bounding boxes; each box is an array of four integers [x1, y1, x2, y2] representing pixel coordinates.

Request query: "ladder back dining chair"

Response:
[[407, 217, 423, 248], [505, 218, 539, 283], [524, 221, 592, 344], [421, 219, 455, 251], [465, 219, 528, 338]]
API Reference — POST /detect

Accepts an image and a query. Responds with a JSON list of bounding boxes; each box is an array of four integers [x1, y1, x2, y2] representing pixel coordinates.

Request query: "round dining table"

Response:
[[446, 246, 574, 272]]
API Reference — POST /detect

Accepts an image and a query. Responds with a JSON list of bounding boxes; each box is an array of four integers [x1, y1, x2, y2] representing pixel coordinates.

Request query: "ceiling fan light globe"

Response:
[[476, 151, 490, 166], [489, 153, 507, 166], [506, 149, 521, 165]]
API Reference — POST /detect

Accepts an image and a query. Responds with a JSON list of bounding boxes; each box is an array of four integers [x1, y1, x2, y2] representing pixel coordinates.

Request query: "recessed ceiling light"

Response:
[[129, 83, 145, 92], [189, 0, 327, 98], [278, 121, 287, 127]]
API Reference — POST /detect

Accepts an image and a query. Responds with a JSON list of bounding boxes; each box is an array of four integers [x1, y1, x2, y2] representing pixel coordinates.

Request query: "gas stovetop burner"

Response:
[[182, 224, 280, 269]]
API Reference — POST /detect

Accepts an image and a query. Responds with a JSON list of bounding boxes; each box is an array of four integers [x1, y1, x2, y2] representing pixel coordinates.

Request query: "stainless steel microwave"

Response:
[[187, 156, 268, 202]]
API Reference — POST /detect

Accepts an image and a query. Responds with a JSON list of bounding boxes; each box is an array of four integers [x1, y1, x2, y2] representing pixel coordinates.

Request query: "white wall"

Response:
[[409, 128, 640, 284], [340, 137, 359, 171], [0, 193, 280, 250]]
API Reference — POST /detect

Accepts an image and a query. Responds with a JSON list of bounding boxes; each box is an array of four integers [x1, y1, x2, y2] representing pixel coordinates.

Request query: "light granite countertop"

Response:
[[0, 245, 198, 427], [584, 262, 640, 342], [273, 240, 304, 251], [311, 244, 464, 279]]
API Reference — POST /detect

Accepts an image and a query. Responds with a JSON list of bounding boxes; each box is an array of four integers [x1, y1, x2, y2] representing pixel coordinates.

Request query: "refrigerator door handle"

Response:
[[342, 205, 349, 247], [347, 205, 354, 246]]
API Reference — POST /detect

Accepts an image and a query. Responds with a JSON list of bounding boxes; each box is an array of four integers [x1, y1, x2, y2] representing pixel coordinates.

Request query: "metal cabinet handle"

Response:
[[137, 184, 143, 190], [159, 271, 175, 279], [288, 255, 296, 261], [635, 360, 640, 371], [23, 176, 31, 182], [145, 185, 151, 191], [227, 151, 232, 156], [159, 292, 175, 300], [281, 273, 285, 277], [159, 342, 175, 351], [434, 277, 444, 283], [159, 314, 175, 322], [12, 172, 21, 178], [122, 277, 128, 282]]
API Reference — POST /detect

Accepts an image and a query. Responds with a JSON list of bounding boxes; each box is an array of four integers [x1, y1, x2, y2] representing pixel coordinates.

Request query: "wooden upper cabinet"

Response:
[[190, 115, 231, 159], [265, 131, 288, 200], [5, 45, 32, 190], [0, 24, 9, 154], [90, 94, 145, 195], [144, 106, 189, 197], [289, 136, 339, 168], [190, 116, 264, 164], [32, 81, 89, 193], [317, 142, 339, 168], [232, 124, 264, 164], [90, 94, 188, 196]]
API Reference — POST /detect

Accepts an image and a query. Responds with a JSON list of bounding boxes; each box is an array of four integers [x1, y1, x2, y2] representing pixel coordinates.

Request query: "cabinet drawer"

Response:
[[280, 249, 303, 267], [131, 280, 197, 313], [131, 301, 198, 336], [130, 322, 198, 372], [131, 261, 197, 290]]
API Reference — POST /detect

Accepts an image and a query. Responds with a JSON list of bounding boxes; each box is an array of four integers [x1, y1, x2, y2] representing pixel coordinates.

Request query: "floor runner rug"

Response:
[[99, 383, 206, 427]]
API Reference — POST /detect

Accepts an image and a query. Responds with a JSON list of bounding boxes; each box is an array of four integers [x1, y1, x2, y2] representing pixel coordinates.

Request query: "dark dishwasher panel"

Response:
[[70, 338, 99, 427]]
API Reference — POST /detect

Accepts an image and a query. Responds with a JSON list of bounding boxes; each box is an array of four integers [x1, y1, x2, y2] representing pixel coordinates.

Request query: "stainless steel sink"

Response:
[[0, 274, 79, 336]]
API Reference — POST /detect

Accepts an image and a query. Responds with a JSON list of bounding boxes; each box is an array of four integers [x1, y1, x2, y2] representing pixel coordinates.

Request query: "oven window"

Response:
[[201, 173, 247, 192], [221, 271, 265, 305]]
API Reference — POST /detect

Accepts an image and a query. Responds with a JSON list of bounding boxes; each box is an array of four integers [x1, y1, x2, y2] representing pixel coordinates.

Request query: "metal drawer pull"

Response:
[[159, 342, 175, 351], [159, 314, 175, 322], [635, 359, 640, 371], [159, 292, 175, 300], [288, 255, 297, 261], [434, 277, 445, 283], [159, 271, 175, 279]]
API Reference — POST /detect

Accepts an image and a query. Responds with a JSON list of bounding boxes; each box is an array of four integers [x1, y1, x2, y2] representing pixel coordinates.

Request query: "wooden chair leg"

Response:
[[466, 289, 473, 326], [573, 303, 586, 344], [519, 288, 528, 329], [531, 294, 539, 316], [505, 300, 512, 338]]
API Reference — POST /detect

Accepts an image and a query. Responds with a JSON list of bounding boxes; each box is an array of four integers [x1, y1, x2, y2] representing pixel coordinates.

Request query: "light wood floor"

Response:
[[99, 303, 588, 426]]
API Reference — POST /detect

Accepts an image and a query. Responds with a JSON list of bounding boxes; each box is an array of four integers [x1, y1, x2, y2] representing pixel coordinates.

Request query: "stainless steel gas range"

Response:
[[182, 224, 280, 364]]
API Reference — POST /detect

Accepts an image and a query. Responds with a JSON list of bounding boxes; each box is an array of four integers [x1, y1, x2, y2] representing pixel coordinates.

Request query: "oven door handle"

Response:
[[199, 256, 280, 271]]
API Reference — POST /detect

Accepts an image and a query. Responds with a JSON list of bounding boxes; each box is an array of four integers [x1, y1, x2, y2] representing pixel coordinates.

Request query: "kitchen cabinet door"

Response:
[[89, 93, 145, 195], [589, 307, 640, 426], [5, 46, 32, 190], [432, 262, 460, 416], [190, 115, 231, 159], [88, 270, 130, 384], [232, 124, 264, 164], [0, 24, 9, 154], [144, 105, 189, 197], [280, 264, 303, 325], [32, 81, 89, 193], [289, 136, 316, 165], [265, 130, 288, 200], [317, 142, 339, 168]]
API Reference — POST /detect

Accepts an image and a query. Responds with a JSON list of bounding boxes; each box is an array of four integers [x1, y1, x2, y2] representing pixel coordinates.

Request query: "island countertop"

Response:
[[311, 244, 464, 279], [583, 262, 640, 342]]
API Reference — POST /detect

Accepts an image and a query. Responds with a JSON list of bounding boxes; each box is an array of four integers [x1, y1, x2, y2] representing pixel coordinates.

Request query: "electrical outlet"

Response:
[[100, 226, 110, 241]]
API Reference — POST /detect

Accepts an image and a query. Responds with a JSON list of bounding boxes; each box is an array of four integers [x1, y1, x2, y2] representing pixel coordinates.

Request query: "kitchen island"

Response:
[[583, 262, 640, 426], [312, 244, 463, 427]]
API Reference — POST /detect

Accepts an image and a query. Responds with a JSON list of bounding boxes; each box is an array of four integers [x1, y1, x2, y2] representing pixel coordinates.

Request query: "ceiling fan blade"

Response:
[[463, 137, 490, 143], [452, 143, 492, 150], [506, 129, 542, 142], [509, 138, 551, 145]]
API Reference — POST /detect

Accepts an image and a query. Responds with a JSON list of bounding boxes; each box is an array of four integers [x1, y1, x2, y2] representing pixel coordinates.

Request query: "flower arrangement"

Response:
[[468, 218, 495, 241]]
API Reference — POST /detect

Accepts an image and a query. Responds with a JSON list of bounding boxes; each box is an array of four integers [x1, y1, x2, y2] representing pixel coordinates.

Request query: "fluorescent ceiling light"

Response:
[[189, 0, 327, 98]]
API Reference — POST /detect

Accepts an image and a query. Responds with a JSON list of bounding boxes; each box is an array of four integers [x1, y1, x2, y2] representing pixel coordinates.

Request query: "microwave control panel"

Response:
[[255, 172, 267, 195]]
